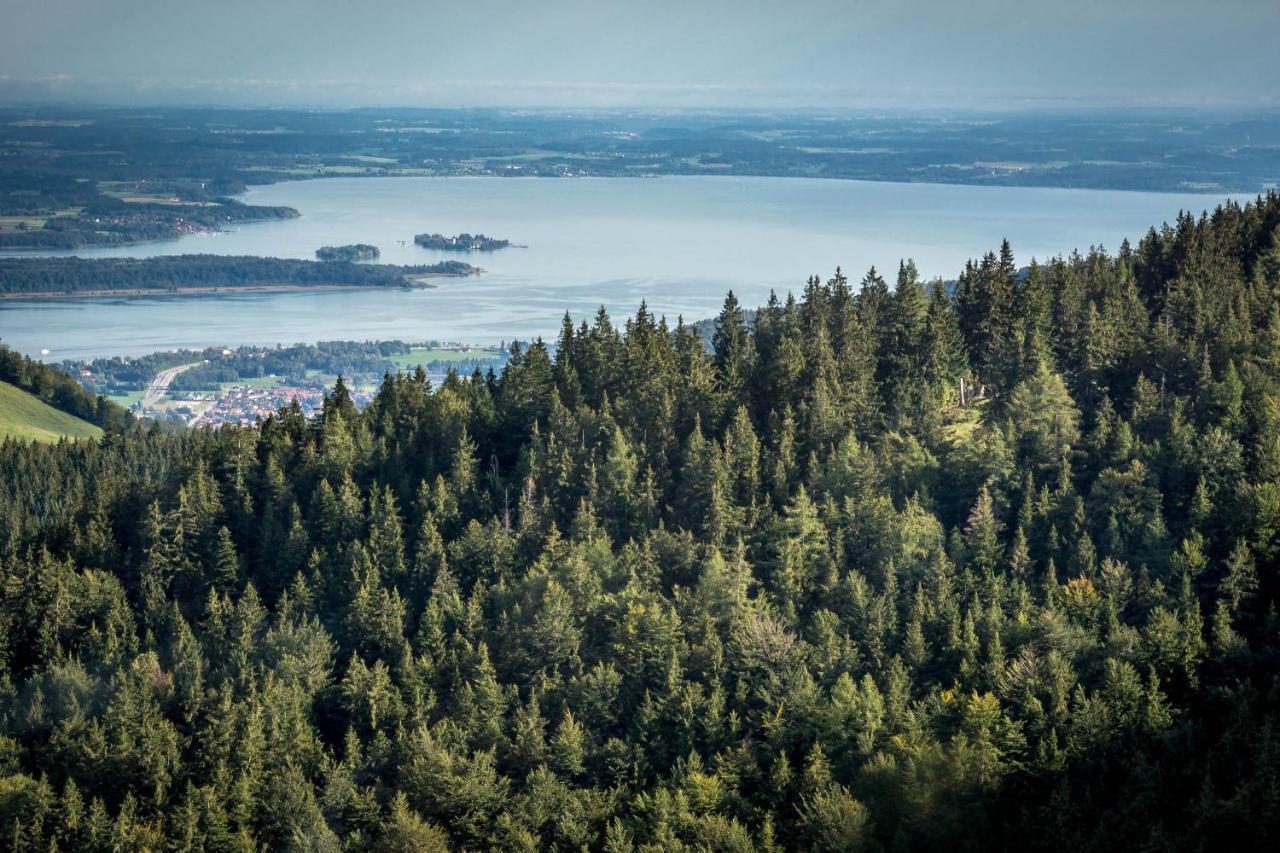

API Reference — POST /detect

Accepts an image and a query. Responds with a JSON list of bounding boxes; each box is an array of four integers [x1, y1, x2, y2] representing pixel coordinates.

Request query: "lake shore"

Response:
[[1, 176, 1230, 362]]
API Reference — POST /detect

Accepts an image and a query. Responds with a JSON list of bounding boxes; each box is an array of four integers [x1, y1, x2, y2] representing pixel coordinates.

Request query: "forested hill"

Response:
[[1, 192, 1279, 849], [0, 343, 132, 433], [0, 382, 103, 443]]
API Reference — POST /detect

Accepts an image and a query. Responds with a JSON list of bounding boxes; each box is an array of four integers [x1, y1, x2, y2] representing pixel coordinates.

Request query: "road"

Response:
[[139, 360, 205, 412]]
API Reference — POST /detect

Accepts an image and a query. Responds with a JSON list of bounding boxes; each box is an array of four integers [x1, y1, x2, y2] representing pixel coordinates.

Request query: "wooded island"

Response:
[[316, 244, 381, 262], [414, 232, 513, 251]]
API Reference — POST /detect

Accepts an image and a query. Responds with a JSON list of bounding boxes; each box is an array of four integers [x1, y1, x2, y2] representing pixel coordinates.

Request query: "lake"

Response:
[[0, 176, 1230, 361]]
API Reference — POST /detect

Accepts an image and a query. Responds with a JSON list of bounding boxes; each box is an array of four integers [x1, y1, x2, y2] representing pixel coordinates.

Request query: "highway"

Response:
[[139, 360, 205, 412]]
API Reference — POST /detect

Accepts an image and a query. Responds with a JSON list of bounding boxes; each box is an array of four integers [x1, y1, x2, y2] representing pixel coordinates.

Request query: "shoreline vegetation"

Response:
[[0, 254, 478, 298], [66, 340, 509, 426], [0, 198, 299, 252], [0, 282, 440, 300]]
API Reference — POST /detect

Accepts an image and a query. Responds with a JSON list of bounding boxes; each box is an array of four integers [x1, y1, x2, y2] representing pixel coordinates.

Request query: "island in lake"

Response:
[[316, 243, 380, 262], [414, 232, 513, 251], [0, 255, 477, 298]]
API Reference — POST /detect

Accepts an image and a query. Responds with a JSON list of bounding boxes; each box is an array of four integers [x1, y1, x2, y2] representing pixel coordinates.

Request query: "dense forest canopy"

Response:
[[1, 193, 1279, 849]]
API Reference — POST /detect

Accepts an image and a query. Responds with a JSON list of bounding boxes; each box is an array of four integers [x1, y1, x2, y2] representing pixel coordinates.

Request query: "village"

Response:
[[66, 340, 503, 429], [173, 383, 374, 428]]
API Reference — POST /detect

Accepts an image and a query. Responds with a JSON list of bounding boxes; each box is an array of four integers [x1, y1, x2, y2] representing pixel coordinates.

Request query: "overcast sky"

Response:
[[1, 0, 1276, 109]]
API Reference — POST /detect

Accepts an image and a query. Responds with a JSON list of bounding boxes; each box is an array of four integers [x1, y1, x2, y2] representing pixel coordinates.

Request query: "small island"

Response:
[[316, 243, 380, 262], [414, 232, 513, 252]]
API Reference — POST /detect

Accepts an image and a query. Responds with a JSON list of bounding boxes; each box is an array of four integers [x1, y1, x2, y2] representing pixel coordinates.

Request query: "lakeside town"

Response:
[[183, 384, 374, 428], [64, 339, 508, 428]]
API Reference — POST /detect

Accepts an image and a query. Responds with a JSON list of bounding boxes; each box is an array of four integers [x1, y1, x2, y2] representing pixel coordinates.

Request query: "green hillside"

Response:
[[0, 380, 103, 442]]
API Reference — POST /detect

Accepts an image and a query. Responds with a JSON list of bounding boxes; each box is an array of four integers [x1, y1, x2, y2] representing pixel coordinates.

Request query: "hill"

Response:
[[0, 343, 133, 432], [0, 380, 102, 442]]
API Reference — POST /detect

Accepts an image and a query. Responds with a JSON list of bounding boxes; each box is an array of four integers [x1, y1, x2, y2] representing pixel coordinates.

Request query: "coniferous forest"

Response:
[[2, 193, 1280, 850]]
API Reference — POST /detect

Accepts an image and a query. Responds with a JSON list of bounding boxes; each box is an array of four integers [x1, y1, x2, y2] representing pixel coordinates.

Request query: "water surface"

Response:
[[1, 176, 1228, 361]]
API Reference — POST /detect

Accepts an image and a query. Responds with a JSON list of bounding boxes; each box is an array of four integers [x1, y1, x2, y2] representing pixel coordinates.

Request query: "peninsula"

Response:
[[0, 254, 477, 298]]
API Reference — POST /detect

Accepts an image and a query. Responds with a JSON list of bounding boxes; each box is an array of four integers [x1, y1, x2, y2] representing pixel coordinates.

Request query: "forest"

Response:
[[0, 192, 1278, 850], [0, 256, 477, 296]]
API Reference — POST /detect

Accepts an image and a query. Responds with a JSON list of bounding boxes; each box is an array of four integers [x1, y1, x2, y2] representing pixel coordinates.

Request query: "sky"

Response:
[[0, 0, 1277, 109]]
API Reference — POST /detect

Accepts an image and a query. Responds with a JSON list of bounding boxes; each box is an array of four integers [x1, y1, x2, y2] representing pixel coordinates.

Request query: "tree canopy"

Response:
[[0, 192, 1278, 850]]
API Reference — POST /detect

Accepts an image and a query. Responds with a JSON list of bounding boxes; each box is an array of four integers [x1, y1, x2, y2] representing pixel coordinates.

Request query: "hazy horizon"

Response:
[[1, 0, 1277, 110]]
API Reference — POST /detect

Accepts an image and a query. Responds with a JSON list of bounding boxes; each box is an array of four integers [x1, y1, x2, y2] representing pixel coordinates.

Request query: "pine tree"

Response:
[[712, 290, 757, 406], [210, 526, 241, 594], [1221, 538, 1258, 616], [964, 485, 1004, 578]]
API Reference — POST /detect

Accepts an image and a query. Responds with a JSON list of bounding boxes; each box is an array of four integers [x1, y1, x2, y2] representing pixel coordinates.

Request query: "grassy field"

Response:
[[0, 208, 83, 233], [391, 346, 503, 370], [0, 216, 48, 230], [0, 382, 103, 443], [220, 375, 286, 390], [105, 389, 147, 410]]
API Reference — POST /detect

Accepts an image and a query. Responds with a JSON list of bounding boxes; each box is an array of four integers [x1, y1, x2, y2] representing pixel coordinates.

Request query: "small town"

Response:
[[178, 384, 372, 428]]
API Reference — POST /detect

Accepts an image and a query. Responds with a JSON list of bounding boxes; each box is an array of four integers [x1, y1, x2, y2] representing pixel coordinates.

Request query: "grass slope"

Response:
[[0, 381, 102, 443]]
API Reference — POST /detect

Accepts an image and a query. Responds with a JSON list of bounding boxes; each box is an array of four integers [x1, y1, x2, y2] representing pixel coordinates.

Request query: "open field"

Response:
[[224, 375, 288, 390], [147, 396, 214, 419], [0, 216, 48, 230], [0, 209, 82, 232], [390, 346, 503, 370], [0, 381, 102, 443], [117, 195, 217, 206], [105, 389, 146, 409]]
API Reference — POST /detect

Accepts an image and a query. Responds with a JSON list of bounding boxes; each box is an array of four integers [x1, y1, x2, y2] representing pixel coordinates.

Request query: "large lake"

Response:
[[1, 176, 1229, 361]]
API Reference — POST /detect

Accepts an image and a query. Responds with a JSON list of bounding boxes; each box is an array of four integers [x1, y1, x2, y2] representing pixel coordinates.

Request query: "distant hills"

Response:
[[2, 107, 1273, 196]]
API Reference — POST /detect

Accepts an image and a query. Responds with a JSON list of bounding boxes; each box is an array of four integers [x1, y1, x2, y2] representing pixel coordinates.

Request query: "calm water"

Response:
[[1, 176, 1228, 361]]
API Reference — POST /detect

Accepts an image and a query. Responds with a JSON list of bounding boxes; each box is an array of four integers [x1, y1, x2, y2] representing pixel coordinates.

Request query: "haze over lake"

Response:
[[1, 176, 1229, 361]]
